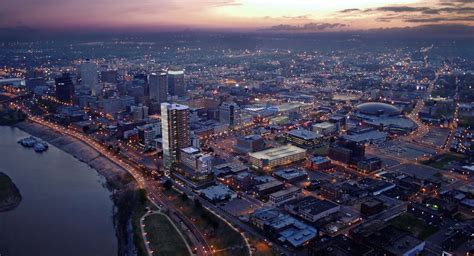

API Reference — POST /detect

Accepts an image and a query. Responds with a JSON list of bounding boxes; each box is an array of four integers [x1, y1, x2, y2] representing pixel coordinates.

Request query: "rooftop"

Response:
[[249, 145, 306, 161], [181, 146, 200, 154], [255, 180, 284, 191], [289, 196, 340, 217], [313, 122, 335, 129], [269, 186, 301, 198], [287, 129, 322, 140], [342, 130, 388, 143], [273, 168, 307, 181], [161, 102, 189, 110], [239, 134, 263, 141], [355, 102, 401, 116], [310, 156, 331, 164]]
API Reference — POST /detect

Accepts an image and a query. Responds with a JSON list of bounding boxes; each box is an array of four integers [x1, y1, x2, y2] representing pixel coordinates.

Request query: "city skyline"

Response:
[[1, 1, 473, 256], [1, 0, 474, 33]]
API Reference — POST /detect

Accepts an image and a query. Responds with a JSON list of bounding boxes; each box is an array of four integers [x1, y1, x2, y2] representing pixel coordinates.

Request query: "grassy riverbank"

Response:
[[144, 214, 190, 256], [162, 188, 249, 256]]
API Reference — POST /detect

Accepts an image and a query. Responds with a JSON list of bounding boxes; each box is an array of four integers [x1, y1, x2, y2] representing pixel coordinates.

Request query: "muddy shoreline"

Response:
[[15, 121, 138, 256]]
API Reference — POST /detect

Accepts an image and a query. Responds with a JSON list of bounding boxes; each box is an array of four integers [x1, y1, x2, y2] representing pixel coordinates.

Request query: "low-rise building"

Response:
[[273, 168, 308, 183], [249, 208, 317, 248], [269, 186, 302, 206], [360, 198, 385, 216], [249, 145, 306, 171], [180, 147, 213, 173], [285, 196, 340, 223], [407, 202, 444, 225], [255, 180, 285, 198], [200, 184, 236, 202], [286, 129, 323, 148], [213, 162, 248, 177], [308, 235, 374, 256], [320, 183, 343, 201], [312, 122, 337, 136], [234, 134, 266, 153], [229, 171, 254, 191], [306, 156, 332, 171], [357, 157, 383, 173], [363, 226, 425, 256]]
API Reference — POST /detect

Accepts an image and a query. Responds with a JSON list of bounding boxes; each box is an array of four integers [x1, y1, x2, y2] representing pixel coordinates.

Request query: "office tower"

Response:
[[55, 73, 75, 102], [80, 59, 99, 95], [219, 102, 241, 127], [131, 104, 149, 121], [167, 70, 185, 97], [137, 123, 160, 148], [161, 103, 190, 170], [148, 71, 168, 105], [100, 70, 118, 84]]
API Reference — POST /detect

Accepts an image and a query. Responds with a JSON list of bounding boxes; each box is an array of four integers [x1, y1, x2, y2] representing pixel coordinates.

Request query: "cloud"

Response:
[[281, 15, 311, 20], [261, 22, 347, 32], [340, 8, 360, 13], [439, 0, 474, 4], [366, 23, 474, 37], [375, 6, 431, 13], [203, 0, 242, 8], [405, 15, 474, 23]]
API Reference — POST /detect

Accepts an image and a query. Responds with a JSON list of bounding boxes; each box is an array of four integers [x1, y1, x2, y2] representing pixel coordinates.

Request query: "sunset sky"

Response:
[[1, 0, 474, 32]]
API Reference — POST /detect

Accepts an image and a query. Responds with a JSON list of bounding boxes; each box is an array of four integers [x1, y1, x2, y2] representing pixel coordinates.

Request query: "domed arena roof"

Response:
[[355, 102, 401, 116]]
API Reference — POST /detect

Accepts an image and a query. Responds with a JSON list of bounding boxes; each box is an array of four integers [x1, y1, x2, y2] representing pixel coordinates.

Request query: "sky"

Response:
[[1, 0, 474, 32]]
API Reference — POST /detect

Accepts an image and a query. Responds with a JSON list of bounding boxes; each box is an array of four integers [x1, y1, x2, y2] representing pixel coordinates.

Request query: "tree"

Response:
[[194, 198, 202, 209], [163, 179, 172, 190]]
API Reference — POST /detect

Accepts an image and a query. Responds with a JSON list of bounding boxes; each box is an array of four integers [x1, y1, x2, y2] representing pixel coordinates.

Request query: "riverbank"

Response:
[[14, 121, 139, 256], [0, 172, 22, 212], [0, 109, 26, 126]]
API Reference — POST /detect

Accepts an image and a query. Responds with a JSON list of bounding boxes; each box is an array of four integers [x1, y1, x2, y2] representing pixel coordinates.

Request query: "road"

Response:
[[13, 103, 212, 256], [404, 72, 438, 142], [442, 76, 460, 152], [14, 101, 256, 256]]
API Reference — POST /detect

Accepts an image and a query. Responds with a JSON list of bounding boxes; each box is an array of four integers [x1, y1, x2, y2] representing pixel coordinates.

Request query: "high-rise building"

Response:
[[148, 71, 168, 105], [219, 102, 241, 127], [131, 104, 149, 121], [167, 70, 185, 97], [80, 59, 99, 95], [161, 103, 190, 170], [55, 73, 75, 102], [137, 123, 160, 148], [100, 70, 118, 84]]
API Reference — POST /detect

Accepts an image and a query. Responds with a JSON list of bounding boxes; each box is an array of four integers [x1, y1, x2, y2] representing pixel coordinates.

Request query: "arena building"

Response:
[[352, 102, 417, 134]]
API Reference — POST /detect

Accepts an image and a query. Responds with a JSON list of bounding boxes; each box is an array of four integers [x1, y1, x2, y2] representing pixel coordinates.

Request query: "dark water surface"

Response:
[[0, 126, 117, 256]]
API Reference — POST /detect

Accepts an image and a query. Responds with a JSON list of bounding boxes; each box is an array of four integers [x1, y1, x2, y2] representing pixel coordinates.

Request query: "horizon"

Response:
[[1, 0, 474, 34]]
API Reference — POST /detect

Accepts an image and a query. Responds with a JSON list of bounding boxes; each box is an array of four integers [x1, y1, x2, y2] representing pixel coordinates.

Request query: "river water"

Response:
[[0, 126, 117, 256]]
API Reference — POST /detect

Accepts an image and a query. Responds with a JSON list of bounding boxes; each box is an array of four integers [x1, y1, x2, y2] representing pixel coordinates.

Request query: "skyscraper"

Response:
[[148, 71, 168, 105], [219, 102, 241, 127], [55, 73, 75, 102], [131, 104, 149, 121], [161, 103, 190, 170], [167, 70, 185, 97], [80, 59, 99, 96]]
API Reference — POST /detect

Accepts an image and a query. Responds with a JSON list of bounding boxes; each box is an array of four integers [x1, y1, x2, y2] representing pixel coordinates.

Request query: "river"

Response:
[[0, 126, 118, 256]]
